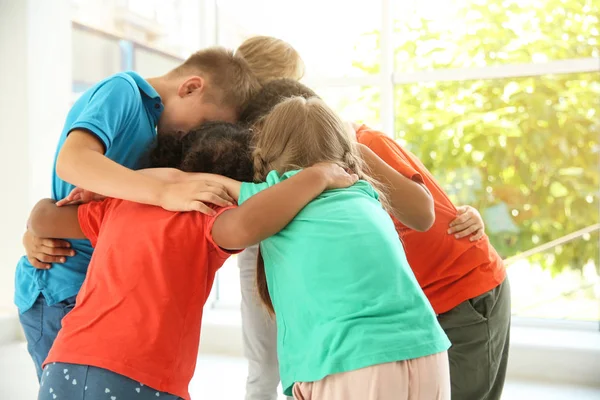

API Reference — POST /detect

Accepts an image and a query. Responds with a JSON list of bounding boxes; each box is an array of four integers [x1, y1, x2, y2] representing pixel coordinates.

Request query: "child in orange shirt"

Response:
[[31, 122, 357, 400]]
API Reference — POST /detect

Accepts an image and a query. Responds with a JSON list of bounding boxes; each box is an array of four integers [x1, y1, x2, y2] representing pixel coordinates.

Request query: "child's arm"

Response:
[[212, 163, 358, 250], [28, 199, 85, 239], [56, 132, 232, 214], [358, 143, 435, 232], [57, 166, 234, 212], [54, 76, 231, 213]]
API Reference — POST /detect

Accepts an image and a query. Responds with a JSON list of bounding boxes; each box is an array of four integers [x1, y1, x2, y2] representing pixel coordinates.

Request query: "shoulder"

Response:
[[90, 73, 140, 102], [104, 72, 138, 90]]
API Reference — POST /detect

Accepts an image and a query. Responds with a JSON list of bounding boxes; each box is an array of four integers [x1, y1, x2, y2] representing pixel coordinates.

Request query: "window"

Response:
[[211, 0, 600, 323]]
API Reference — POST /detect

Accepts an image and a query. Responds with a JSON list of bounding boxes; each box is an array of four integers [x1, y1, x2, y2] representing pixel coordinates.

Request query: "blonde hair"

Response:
[[171, 47, 261, 116], [253, 97, 383, 190], [236, 36, 305, 84], [253, 96, 389, 314]]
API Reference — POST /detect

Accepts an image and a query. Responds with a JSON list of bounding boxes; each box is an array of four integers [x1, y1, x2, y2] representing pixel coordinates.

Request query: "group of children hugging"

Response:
[[15, 36, 510, 400]]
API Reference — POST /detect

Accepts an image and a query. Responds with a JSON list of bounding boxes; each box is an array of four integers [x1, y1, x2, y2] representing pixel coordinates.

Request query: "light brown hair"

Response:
[[253, 96, 389, 314], [236, 36, 305, 84], [239, 79, 317, 127], [171, 47, 261, 117]]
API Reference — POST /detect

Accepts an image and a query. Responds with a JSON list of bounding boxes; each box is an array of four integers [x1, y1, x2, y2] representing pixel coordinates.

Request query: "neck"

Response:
[[146, 75, 174, 103]]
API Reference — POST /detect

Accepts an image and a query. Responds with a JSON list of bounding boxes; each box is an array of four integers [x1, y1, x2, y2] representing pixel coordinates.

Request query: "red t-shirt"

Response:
[[357, 125, 506, 314], [44, 199, 236, 399]]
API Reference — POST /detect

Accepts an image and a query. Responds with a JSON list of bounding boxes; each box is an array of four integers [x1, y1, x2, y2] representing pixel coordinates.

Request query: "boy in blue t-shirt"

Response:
[[16, 47, 260, 380]]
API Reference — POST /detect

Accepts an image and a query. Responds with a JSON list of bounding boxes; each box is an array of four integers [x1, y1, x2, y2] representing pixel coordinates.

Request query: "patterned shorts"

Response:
[[38, 362, 182, 400]]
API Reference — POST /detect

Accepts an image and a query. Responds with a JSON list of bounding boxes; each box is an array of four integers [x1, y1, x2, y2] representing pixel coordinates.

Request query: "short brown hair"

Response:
[[173, 47, 261, 117], [239, 79, 317, 127], [236, 36, 305, 84]]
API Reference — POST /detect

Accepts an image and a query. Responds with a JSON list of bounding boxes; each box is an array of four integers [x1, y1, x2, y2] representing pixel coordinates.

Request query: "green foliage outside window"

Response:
[[351, 0, 599, 273]]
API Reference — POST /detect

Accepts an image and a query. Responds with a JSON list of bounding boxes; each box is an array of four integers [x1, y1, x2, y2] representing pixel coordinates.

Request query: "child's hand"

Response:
[[22, 230, 75, 269], [159, 180, 235, 214], [310, 162, 359, 190], [448, 205, 485, 241], [56, 188, 106, 206]]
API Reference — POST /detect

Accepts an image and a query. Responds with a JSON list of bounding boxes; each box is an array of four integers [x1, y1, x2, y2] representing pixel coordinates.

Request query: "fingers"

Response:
[[55, 198, 70, 207], [56, 193, 81, 207], [28, 257, 50, 270], [35, 253, 68, 263], [40, 244, 75, 257], [448, 216, 473, 234], [449, 206, 470, 227], [448, 211, 473, 228], [190, 201, 217, 216], [470, 229, 485, 242], [40, 238, 71, 249], [203, 183, 234, 204], [453, 224, 480, 239], [195, 188, 234, 207], [455, 205, 469, 214]]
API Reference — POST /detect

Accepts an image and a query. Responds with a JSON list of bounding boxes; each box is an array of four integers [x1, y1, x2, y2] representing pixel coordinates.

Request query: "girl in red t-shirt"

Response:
[[30, 122, 357, 400]]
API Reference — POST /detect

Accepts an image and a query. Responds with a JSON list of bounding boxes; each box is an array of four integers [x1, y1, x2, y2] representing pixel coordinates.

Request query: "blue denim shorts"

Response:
[[19, 294, 77, 381]]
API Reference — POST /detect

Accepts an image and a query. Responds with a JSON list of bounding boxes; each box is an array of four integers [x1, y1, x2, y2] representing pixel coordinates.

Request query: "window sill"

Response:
[[198, 310, 600, 388], [2, 309, 599, 387]]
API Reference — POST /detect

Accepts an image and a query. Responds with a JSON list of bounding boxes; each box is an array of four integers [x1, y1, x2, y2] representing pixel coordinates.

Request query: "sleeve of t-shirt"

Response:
[[357, 125, 424, 184], [237, 170, 293, 205], [68, 76, 139, 152], [237, 181, 271, 205], [204, 205, 244, 259], [77, 199, 113, 247]]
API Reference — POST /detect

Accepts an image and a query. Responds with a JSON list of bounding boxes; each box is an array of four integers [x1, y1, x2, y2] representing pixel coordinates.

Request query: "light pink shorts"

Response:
[[293, 351, 450, 400]]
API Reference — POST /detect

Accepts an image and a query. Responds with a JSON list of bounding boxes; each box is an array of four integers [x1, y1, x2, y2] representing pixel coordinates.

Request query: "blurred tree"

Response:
[[352, 0, 599, 272]]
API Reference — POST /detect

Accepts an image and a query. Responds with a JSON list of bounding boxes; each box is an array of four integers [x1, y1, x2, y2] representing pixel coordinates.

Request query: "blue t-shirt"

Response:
[[14, 71, 163, 313]]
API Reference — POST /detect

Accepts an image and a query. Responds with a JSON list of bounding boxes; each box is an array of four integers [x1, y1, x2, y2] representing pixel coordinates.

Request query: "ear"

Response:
[[177, 76, 204, 98]]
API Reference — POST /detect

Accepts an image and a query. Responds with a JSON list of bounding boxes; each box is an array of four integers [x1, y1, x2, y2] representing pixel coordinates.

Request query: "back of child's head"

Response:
[[252, 96, 358, 178], [253, 96, 389, 204], [236, 36, 305, 84], [148, 122, 254, 182], [170, 47, 261, 117], [253, 97, 390, 314], [180, 122, 254, 182], [240, 79, 317, 127]]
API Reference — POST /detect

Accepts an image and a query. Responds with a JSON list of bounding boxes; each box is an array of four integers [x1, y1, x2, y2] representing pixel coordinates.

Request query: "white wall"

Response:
[[0, 0, 31, 314], [0, 0, 71, 314]]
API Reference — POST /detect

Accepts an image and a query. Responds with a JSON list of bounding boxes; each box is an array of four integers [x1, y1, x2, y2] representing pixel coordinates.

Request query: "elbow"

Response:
[[413, 203, 435, 232], [212, 218, 255, 251], [409, 191, 435, 232], [233, 224, 260, 250], [392, 194, 435, 232], [55, 150, 74, 183], [28, 201, 51, 238]]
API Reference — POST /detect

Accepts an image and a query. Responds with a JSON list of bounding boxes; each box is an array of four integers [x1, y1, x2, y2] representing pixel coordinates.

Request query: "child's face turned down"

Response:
[[158, 77, 237, 134]]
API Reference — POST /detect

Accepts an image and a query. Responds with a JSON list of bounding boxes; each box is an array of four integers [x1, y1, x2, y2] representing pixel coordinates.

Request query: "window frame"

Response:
[[204, 0, 600, 329]]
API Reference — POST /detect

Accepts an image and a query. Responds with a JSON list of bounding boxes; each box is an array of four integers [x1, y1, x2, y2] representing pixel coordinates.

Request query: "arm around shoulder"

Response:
[[358, 143, 435, 231], [28, 199, 86, 239], [211, 164, 358, 250]]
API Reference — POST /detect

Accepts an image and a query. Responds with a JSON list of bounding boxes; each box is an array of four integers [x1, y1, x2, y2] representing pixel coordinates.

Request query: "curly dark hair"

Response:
[[239, 78, 318, 127], [147, 122, 254, 182]]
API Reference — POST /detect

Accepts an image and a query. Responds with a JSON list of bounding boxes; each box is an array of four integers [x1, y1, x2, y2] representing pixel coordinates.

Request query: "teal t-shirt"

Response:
[[14, 71, 163, 313], [239, 170, 451, 396]]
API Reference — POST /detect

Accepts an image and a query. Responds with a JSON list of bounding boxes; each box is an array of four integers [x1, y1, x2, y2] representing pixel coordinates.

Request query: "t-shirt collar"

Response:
[[123, 71, 164, 125]]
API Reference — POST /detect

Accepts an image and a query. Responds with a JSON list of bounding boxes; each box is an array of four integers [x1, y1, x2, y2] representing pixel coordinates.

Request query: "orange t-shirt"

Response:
[[357, 125, 505, 314], [44, 199, 236, 400]]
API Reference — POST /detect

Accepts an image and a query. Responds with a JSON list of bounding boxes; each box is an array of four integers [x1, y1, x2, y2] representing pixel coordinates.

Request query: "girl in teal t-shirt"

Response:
[[239, 96, 451, 400]]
